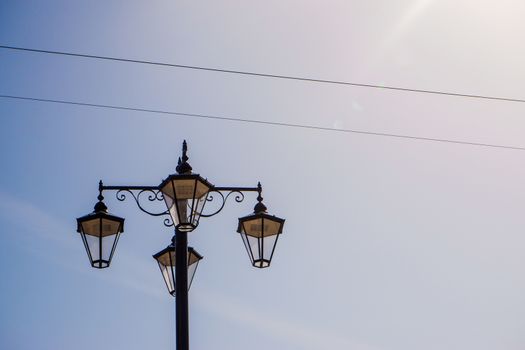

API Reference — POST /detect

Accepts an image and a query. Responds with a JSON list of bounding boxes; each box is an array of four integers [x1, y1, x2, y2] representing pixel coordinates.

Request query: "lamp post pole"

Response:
[[175, 228, 189, 350]]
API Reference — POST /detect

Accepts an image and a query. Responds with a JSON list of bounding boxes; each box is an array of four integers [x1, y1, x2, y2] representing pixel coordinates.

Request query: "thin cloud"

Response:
[[194, 289, 384, 350], [0, 191, 164, 299]]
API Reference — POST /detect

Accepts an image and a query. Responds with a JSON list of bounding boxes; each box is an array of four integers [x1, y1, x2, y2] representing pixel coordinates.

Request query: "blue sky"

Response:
[[2, 1, 525, 349]]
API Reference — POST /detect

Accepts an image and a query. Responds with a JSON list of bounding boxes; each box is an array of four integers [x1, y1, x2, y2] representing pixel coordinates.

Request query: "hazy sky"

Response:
[[2, 1, 525, 349]]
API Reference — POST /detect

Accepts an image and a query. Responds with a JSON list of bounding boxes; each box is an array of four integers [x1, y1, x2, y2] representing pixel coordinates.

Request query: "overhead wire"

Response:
[[1, 94, 524, 151], [1, 45, 525, 104]]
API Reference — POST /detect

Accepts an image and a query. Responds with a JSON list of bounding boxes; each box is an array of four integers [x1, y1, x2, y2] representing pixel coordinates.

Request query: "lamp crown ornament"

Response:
[[176, 140, 193, 174], [94, 180, 108, 212], [253, 182, 267, 213]]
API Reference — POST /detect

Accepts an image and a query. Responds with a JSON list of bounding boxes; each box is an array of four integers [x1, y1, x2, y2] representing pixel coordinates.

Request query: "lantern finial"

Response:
[[94, 180, 108, 212], [253, 182, 267, 213], [98, 180, 104, 201], [176, 140, 192, 174]]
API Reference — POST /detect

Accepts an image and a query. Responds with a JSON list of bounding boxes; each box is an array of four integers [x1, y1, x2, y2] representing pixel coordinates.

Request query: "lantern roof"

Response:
[[76, 195, 125, 234], [158, 173, 214, 190], [237, 182, 284, 234], [237, 212, 285, 234], [153, 245, 203, 263]]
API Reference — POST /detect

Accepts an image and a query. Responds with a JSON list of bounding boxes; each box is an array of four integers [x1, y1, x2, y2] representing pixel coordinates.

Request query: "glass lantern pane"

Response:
[[240, 231, 255, 262], [101, 232, 120, 262], [187, 260, 199, 289], [156, 250, 176, 295], [262, 233, 278, 262], [191, 195, 207, 226], [159, 262, 175, 295], [175, 179, 210, 226], [164, 195, 183, 227], [250, 235, 261, 261], [161, 181, 191, 228], [84, 232, 100, 262], [242, 232, 261, 262]]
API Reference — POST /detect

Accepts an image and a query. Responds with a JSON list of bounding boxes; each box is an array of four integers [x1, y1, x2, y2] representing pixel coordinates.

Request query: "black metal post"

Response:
[[175, 228, 189, 350]]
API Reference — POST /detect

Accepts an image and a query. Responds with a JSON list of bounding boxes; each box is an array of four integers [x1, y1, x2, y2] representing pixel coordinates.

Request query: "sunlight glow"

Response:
[[380, 0, 436, 51]]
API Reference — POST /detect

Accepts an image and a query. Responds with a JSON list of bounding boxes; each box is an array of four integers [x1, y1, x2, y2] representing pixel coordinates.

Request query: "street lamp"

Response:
[[159, 143, 213, 232], [238, 185, 285, 268], [76, 191, 124, 268], [74, 140, 285, 350]]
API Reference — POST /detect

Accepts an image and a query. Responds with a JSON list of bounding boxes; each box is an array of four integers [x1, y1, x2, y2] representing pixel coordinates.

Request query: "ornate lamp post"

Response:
[[74, 141, 285, 350]]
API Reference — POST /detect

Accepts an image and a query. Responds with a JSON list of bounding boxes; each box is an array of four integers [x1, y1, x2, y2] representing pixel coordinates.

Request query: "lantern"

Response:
[[159, 174, 213, 232], [237, 188, 284, 268], [153, 245, 203, 296], [159, 141, 212, 232], [76, 198, 124, 268]]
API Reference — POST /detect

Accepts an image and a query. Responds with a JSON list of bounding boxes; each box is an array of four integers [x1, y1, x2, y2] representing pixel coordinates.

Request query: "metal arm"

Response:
[[97, 181, 264, 223]]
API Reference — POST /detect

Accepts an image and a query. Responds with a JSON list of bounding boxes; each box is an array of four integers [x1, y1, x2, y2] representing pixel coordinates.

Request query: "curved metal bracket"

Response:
[[115, 188, 167, 216], [99, 183, 261, 226], [200, 189, 246, 218], [108, 187, 173, 227]]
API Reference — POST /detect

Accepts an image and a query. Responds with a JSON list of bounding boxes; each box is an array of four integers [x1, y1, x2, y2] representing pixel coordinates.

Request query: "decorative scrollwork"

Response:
[[163, 216, 174, 227], [103, 183, 257, 225], [115, 189, 169, 217], [234, 192, 245, 203], [201, 190, 246, 218]]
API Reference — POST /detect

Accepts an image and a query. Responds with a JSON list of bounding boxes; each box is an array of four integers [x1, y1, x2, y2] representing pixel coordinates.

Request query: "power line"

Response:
[[1, 93, 524, 151], [1, 45, 525, 104]]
